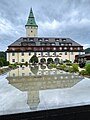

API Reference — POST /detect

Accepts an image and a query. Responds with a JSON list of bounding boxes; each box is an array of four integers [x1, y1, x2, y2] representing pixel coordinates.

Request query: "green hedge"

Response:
[[72, 64, 79, 72], [85, 63, 90, 75]]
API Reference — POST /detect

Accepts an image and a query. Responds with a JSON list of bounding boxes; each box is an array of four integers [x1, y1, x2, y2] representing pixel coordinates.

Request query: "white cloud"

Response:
[[38, 19, 61, 30], [83, 44, 90, 49], [0, 16, 24, 37], [0, 17, 15, 36]]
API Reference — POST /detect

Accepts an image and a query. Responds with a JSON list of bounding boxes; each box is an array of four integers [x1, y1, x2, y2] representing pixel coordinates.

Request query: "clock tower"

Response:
[[25, 8, 38, 37]]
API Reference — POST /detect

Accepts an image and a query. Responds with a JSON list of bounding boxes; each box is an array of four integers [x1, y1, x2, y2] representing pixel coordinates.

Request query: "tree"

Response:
[[0, 58, 9, 66], [30, 55, 38, 63], [0, 60, 3, 67]]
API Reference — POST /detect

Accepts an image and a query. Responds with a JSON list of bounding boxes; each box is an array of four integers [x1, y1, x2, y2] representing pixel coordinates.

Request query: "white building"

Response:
[[6, 8, 84, 64]]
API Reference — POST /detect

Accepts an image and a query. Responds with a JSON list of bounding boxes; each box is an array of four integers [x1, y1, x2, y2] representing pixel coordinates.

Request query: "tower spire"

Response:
[[26, 8, 38, 27], [25, 8, 38, 37]]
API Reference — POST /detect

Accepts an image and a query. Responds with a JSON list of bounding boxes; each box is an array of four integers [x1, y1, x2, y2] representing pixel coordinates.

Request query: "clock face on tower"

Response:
[[25, 8, 38, 37]]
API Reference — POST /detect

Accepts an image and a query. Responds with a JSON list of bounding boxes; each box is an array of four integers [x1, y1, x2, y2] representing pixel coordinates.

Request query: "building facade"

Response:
[[6, 8, 84, 64]]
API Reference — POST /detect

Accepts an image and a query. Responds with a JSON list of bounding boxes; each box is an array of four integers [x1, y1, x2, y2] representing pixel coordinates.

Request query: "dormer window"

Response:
[[62, 38, 66, 42], [44, 38, 49, 41], [38, 38, 42, 41], [51, 43, 55, 46], [29, 38, 34, 41], [69, 43, 72, 46], [55, 38, 59, 42], [61, 43, 64, 46], [23, 38, 27, 41]]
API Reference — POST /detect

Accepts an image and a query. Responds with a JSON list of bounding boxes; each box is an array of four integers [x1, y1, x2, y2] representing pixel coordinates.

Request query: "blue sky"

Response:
[[0, 0, 90, 51]]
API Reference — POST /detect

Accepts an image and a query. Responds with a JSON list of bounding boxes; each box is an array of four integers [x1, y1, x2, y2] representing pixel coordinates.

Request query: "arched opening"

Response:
[[47, 58, 53, 64], [30, 55, 38, 64], [40, 58, 46, 64], [40, 65, 46, 69], [54, 58, 60, 64]]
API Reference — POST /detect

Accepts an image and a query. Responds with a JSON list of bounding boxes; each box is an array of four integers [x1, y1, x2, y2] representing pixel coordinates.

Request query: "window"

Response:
[[38, 38, 42, 41], [34, 52, 37, 55], [29, 52, 31, 56], [78, 47, 80, 50], [65, 52, 67, 55], [71, 52, 73, 55], [12, 53, 15, 56], [70, 47, 73, 50], [31, 31, 33, 32], [22, 59, 24, 62], [55, 38, 59, 42], [22, 73, 25, 76], [34, 47, 37, 51], [62, 38, 66, 41], [46, 47, 50, 50], [51, 43, 55, 46], [78, 52, 81, 55], [61, 43, 64, 46], [44, 38, 49, 41], [21, 52, 24, 56], [53, 47, 56, 50], [29, 38, 33, 41], [21, 48, 24, 51], [41, 52, 43, 56], [41, 47, 44, 51], [59, 53, 62, 55], [64, 47, 67, 50], [28, 47, 32, 50], [59, 47, 62, 50], [69, 43, 72, 46], [29, 73, 31, 76], [47, 52, 50, 56], [12, 59, 15, 62], [22, 67, 24, 70], [12, 48, 15, 51], [53, 52, 56, 56], [23, 38, 27, 41], [13, 73, 15, 77]]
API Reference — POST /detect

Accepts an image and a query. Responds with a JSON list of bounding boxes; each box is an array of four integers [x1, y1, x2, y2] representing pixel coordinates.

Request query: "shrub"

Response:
[[61, 64, 66, 70], [0, 69, 4, 74], [69, 67, 75, 73], [66, 63, 72, 66], [85, 63, 90, 75], [49, 63, 57, 68], [56, 64, 66, 70], [79, 70, 87, 76], [72, 64, 79, 72], [0, 61, 3, 67], [8, 64, 17, 69]]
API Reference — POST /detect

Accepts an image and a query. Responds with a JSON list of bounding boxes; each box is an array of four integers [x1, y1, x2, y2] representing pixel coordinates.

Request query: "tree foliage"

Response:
[[30, 55, 38, 63], [0, 58, 9, 67], [72, 64, 79, 72], [86, 63, 90, 75]]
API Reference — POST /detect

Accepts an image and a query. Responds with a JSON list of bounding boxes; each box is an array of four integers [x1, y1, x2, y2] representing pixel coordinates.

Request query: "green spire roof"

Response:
[[26, 8, 38, 27]]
